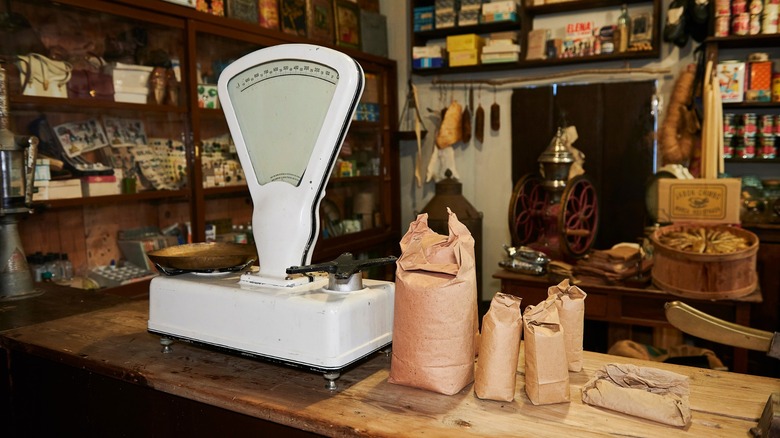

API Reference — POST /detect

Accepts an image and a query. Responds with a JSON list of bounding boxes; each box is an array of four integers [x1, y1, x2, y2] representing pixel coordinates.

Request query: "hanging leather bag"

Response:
[[16, 53, 72, 98]]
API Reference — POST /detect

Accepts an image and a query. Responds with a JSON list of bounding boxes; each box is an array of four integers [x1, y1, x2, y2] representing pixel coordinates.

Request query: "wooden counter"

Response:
[[2, 299, 778, 437]]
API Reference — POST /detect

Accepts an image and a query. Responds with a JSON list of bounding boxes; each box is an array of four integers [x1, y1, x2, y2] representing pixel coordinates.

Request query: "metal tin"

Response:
[[732, 0, 747, 14], [749, 0, 764, 15], [749, 14, 762, 34], [764, 2, 779, 33], [724, 113, 737, 135], [759, 114, 774, 135], [715, 15, 731, 36], [742, 113, 757, 136], [741, 136, 756, 158], [724, 134, 735, 158], [732, 13, 750, 35], [773, 74, 780, 102], [716, 0, 731, 15], [759, 135, 776, 159]]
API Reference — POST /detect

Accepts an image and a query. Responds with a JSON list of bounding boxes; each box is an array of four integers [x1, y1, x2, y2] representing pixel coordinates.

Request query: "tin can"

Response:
[[733, 0, 747, 14], [759, 135, 776, 158], [773, 73, 780, 102], [759, 114, 774, 135], [716, 0, 731, 15], [749, 13, 762, 34], [715, 15, 731, 36], [764, 2, 779, 33], [742, 113, 757, 136], [741, 136, 756, 158], [732, 13, 750, 35], [750, 0, 764, 15], [724, 134, 735, 158], [724, 113, 737, 135]]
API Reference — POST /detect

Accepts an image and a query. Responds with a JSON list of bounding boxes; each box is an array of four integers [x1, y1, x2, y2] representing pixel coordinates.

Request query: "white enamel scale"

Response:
[[147, 45, 395, 388]]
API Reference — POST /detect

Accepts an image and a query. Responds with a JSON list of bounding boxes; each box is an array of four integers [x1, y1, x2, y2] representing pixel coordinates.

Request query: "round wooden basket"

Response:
[[650, 224, 759, 299]]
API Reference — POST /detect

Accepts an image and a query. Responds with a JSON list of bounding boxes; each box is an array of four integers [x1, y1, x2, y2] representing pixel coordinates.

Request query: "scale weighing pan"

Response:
[[147, 242, 256, 274]]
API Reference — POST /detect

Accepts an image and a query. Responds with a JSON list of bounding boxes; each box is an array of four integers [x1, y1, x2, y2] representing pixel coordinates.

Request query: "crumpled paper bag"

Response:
[[474, 292, 523, 402], [546, 279, 587, 372], [388, 209, 478, 395], [523, 299, 570, 405], [581, 363, 691, 427]]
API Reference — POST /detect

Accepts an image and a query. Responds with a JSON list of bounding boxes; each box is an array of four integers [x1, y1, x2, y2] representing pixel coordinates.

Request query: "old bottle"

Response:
[[616, 4, 631, 53]]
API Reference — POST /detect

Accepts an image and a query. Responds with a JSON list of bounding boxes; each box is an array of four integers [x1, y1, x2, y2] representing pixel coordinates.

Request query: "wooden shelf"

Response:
[[203, 185, 249, 197], [33, 189, 190, 209], [410, 0, 661, 75], [10, 95, 187, 115], [723, 101, 780, 110], [704, 34, 780, 49], [725, 157, 780, 164]]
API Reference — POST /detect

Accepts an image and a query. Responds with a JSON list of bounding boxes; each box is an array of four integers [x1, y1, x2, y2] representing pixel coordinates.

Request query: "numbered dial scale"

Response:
[[221, 45, 364, 285], [148, 45, 394, 380]]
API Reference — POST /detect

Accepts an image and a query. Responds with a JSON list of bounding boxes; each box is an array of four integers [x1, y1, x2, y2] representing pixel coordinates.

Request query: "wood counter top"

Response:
[[2, 299, 778, 437]]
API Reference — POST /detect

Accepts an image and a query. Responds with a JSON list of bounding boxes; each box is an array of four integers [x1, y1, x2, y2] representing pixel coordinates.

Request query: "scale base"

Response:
[[148, 272, 394, 383]]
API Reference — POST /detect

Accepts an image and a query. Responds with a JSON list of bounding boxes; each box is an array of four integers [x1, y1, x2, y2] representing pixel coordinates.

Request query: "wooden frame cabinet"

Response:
[[5, 0, 399, 288]]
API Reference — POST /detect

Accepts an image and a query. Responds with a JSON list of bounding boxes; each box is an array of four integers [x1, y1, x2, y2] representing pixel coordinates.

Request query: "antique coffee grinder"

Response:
[[508, 126, 598, 261], [0, 64, 40, 300]]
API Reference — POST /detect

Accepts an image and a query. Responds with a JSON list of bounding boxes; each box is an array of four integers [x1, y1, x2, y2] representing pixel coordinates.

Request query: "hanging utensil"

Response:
[[475, 85, 485, 143], [461, 85, 472, 143], [490, 86, 500, 132]]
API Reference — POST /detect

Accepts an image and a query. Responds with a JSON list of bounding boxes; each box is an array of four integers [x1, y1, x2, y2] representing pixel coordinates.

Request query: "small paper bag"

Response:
[[474, 292, 523, 401], [523, 299, 570, 405], [388, 209, 478, 395], [547, 279, 587, 372]]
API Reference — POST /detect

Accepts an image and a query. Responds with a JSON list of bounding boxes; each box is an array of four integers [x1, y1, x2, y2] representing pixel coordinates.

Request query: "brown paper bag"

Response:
[[388, 209, 478, 395], [581, 363, 691, 427], [523, 299, 570, 405], [474, 292, 523, 401], [547, 279, 587, 372]]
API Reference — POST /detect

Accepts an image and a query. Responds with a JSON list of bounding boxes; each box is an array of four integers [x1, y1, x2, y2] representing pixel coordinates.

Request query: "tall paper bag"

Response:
[[389, 209, 478, 395], [474, 292, 522, 401], [547, 279, 587, 372], [523, 299, 570, 405]]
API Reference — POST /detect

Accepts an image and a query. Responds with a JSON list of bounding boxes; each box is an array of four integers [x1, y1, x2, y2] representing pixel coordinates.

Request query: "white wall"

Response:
[[380, 1, 696, 301]]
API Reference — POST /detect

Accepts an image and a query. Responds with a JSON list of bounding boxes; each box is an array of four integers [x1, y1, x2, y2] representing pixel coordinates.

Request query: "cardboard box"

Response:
[[656, 178, 741, 224], [449, 49, 480, 67], [82, 175, 120, 197], [482, 1, 517, 14], [412, 57, 445, 69], [446, 34, 485, 51], [717, 61, 745, 103], [47, 179, 83, 200]]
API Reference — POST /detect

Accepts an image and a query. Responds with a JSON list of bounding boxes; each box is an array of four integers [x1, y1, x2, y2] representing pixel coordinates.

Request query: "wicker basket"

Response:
[[650, 224, 758, 299]]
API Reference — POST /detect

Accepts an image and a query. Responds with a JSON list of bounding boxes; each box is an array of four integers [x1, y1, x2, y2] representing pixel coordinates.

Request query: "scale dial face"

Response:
[[226, 59, 339, 186]]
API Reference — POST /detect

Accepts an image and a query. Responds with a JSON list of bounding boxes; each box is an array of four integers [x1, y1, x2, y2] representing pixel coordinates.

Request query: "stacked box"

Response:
[[436, 0, 457, 28], [414, 6, 434, 31], [481, 38, 520, 64], [413, 45, 445, 69], [82, 174, 120, 197], [746, 59, 773, 102], [459, 0, 482, 26], [447, 34, 485, 67]]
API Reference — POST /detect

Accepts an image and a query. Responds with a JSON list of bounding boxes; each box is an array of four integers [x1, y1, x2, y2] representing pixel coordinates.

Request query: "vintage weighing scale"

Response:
[[148, 45, 396, 388]]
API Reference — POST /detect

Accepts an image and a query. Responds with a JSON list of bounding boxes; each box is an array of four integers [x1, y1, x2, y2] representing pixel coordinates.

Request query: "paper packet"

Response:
[[388, 209, 478, 395], [546, 279, 587, 372], [474, 292, 523, 402], [523, 299, 570, 405]]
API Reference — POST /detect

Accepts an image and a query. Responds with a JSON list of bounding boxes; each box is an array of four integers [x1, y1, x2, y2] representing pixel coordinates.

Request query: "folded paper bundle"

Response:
[[389, 209, 478, 395], [581, 363, 692, 427], [474, 292, 523, 402], [546, 279, 587, 372], [523, 299, 570, 405], [573, 245, 648, 285]]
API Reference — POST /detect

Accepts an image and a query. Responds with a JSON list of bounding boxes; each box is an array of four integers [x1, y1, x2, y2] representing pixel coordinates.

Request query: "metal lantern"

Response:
[[421, 169, 483, 298]]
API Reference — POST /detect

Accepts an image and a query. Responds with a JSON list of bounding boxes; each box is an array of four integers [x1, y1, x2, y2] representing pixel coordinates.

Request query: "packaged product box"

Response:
[[449, 49, 480, 67], [47, 179, 83, 200], [446, 33, 485, 51], [656, 178, 741, 224], [717, 61, 746, 103], [82, 175, 120, 197]]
